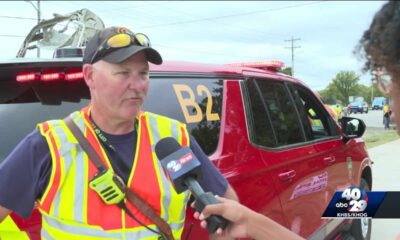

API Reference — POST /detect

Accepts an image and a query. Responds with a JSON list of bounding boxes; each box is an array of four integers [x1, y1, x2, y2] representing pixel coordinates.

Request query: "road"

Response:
[[368, 139, 400, 240], [348, 109, 385, 128]]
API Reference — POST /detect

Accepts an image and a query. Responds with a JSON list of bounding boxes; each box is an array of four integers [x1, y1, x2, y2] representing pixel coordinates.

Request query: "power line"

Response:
[[155, 4, 288, 42], [138, 1, 327, 29], [285, 37, 301, 76], [101, 2, 171, 12], [153, 43, 261, 60], [0, 15, 36, 20], [0, 34, 25, 38]]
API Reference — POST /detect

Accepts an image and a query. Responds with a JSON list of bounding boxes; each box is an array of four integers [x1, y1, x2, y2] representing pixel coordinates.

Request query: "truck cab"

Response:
[[372, 97, 386, 110]]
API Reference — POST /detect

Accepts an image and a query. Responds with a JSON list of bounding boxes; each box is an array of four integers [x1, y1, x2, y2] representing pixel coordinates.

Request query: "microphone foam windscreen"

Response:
[[155, 137, 181, 160]]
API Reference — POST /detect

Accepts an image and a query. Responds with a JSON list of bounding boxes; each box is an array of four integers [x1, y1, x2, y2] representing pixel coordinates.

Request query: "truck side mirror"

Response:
[[340, 117, 366, 143]]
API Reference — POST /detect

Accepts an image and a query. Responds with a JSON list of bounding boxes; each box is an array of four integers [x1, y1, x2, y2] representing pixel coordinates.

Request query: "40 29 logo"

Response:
[[335, 187, 368, 217]]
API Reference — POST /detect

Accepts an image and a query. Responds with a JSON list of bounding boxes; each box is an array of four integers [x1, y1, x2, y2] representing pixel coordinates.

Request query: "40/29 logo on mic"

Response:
[[323, 186, 370, 218]]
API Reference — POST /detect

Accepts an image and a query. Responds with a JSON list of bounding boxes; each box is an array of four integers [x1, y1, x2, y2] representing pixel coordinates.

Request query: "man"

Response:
[[383, 102, 390, 130], [0, 26, 237, 239], [335, 104, 343, 122]]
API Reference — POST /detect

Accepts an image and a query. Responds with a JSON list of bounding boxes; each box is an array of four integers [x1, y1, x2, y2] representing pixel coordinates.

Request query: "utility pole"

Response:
[[284, 36, 301, 76], [25, 0, 41, 57], [372, 68, 383, 103], [371, 81, 374, 104]]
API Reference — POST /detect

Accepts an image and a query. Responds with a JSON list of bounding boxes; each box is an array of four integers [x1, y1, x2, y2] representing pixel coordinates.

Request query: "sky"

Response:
[[0, 1, 387, 90]]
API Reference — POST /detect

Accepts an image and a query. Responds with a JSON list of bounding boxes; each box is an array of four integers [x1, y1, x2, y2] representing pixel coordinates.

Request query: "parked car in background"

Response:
[[362, 102, 369, 113], [372, 97, 386, 110], [349, 101, 369, 114]]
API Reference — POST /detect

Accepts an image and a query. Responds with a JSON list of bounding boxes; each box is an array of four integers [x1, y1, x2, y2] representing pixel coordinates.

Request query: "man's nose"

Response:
[[128, 73, 146, 89]]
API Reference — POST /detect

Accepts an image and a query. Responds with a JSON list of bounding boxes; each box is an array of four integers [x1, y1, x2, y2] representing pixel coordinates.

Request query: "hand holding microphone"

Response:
[[193, 196, 307, 240], [192, 196, 250, 238], [155, 137, 229, 233]]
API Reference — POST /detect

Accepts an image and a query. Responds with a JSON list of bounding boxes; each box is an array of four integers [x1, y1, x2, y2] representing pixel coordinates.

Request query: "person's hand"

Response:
[[192, 196, 250, 238]]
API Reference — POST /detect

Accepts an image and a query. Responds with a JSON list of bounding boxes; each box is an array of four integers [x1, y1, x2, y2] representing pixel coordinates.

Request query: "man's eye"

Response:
[[117, 71, 129, 76]]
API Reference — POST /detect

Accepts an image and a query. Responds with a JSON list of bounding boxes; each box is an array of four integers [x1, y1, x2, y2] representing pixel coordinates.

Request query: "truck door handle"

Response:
[[278, 170, 296, 182], [323, 156, 335, 166]]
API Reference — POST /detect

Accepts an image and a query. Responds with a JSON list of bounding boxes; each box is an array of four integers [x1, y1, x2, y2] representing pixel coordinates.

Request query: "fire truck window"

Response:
[[288, 84, 336, 139], [0, 100, 90, 163], [256, 81, 304, 145], [253, 79, 304, 146], [244, 79, 277, 147]]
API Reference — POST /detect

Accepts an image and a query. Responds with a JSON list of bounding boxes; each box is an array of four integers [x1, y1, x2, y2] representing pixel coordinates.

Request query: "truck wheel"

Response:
[[350, 178, 371, 240]]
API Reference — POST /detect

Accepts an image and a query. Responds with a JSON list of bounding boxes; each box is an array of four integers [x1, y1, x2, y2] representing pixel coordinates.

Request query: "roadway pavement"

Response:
[[348, 109, 385, 128], [368, 139, 400, 240], [348, 108, 396, 130]]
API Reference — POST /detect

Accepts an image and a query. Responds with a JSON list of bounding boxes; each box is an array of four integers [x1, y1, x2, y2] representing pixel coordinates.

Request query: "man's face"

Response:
[[88, 52, 150, 122]]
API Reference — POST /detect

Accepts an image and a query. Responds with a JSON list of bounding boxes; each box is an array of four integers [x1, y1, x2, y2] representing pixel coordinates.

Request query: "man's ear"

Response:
[[83, 63, 95, 89]]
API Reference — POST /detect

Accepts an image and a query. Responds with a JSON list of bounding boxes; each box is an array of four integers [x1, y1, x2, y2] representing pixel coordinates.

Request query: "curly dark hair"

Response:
[[355, 0, 400, 78]]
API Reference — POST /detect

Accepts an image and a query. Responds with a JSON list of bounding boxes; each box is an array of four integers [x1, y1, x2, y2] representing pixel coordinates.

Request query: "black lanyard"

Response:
[[88, 115, 134, 180], [89, 115, 117, 153]]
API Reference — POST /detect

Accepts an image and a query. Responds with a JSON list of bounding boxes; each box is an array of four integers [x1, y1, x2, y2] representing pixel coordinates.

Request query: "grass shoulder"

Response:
[[364, 128, 399, 149]]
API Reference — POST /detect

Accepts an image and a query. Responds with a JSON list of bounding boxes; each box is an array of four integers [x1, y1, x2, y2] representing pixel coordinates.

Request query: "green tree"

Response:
[[330, 71, 360, 105], [280, 67, 292, 76], [318, 85, 337, 105], [371, 82, 389, 98], [356, 84, 371, 104]]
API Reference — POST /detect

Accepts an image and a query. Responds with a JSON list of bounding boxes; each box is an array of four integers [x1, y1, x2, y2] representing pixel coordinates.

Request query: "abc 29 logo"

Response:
[[336, 187, 368, 213]]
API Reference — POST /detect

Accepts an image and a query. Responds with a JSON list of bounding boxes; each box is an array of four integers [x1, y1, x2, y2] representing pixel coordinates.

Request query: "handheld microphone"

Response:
[[155, 137, 229, 233]]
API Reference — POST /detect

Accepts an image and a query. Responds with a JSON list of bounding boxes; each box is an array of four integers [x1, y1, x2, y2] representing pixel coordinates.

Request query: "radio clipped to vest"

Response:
[[89, 168, 126, 205]]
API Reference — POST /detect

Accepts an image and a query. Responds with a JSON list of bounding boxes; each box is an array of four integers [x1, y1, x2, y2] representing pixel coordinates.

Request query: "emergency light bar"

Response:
[[41, 72, 63, 81], [16, 73, 40, 82], [227, 60, 285, 72], [16, 71, 84, 82], [65, 72, 84, 81]]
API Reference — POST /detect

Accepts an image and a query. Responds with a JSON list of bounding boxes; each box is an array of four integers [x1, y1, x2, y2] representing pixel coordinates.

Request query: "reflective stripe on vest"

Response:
[[0, 216, 30, 240], [36, 106, 190, 239]]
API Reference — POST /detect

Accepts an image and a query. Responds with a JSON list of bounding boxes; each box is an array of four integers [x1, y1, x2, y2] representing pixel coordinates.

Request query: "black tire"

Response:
[[350, 178, 371, 240]]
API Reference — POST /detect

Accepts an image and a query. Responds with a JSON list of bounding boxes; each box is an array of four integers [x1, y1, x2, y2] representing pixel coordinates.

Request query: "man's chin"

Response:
[[124, 107, 142, 119]]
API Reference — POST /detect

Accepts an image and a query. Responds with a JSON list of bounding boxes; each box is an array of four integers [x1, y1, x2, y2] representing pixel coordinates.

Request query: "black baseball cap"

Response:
[[83, 26, 162, 65]]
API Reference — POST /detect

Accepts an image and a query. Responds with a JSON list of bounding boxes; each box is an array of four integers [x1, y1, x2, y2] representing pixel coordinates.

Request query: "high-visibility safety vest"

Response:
[[383, 105, 389, 114], [308, 108, 323, 127], [36, 106, 191, 240], [0, 216, 30, 240]]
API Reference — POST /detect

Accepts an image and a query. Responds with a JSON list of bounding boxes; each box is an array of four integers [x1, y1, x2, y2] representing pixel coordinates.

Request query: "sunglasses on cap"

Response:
[[89, 32, 151, 64]]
